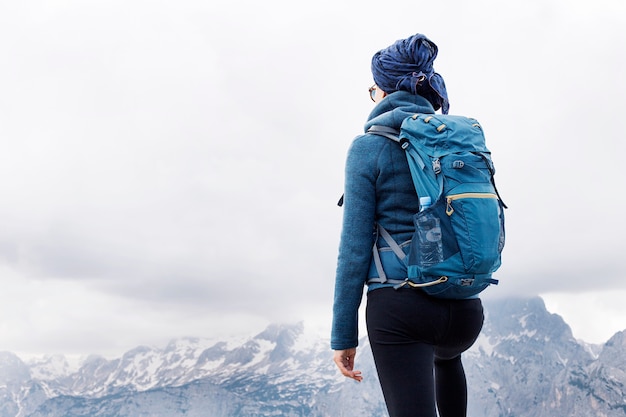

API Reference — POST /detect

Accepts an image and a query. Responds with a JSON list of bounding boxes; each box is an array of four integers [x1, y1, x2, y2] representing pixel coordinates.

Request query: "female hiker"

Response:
[[331, 33, 484, 417]]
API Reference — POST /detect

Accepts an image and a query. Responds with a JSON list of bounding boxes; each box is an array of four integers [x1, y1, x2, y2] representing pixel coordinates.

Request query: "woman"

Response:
[[331, 33, 484, 417]]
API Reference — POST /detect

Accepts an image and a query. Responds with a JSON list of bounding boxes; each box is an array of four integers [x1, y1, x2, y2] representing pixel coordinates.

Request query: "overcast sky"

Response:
[[1, 0, 625, 359]]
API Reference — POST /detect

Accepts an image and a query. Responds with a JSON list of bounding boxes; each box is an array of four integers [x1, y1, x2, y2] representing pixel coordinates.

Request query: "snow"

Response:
[[555, 350, 569, 367], [470, 332, 496, 356], [26, 354, 82, 381], [4, 302, 626, 417]]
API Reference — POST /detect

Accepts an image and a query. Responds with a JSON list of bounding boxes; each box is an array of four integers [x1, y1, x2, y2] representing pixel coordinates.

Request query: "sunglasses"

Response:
[[368, 85, 377, 102]]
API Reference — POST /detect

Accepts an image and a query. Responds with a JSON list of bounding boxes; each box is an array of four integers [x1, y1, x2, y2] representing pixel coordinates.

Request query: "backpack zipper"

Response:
[[446, 193, 498, 216]]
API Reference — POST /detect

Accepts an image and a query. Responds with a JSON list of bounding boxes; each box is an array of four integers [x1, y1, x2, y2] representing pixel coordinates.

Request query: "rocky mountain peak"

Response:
[[0, 298, 625, 417]]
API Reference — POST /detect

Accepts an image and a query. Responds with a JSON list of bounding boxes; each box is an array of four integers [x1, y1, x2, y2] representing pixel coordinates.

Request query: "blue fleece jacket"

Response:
[[331, 91, 436, 350]]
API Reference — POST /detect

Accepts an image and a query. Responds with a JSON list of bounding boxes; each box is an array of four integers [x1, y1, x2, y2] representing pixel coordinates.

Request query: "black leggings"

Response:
[[366, 288, 484, 417]]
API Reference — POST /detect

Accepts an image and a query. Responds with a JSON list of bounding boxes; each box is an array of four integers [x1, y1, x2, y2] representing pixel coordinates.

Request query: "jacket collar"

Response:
[[364, 91, 435, 133]]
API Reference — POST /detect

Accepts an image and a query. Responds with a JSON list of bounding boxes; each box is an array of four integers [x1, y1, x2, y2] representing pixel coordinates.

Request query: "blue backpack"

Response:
[[367, 113, 506, 299]]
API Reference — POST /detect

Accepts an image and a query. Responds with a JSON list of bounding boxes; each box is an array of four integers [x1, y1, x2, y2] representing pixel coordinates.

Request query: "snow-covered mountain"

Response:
[[1, 297, 625, 417], [465, 297, 626, 417]]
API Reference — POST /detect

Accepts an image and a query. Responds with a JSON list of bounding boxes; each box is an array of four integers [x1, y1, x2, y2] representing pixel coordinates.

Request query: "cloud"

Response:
[[0, 0, 624, 355], [542, 289, 626, 344]]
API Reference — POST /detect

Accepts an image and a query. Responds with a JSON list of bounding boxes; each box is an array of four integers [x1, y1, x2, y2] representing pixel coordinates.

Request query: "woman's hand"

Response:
[[333, 348, 363, 382]]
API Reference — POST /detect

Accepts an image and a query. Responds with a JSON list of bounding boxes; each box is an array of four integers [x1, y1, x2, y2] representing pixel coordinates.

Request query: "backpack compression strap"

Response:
[[369, 224, 449, 289], [369, 224, 409, 288]]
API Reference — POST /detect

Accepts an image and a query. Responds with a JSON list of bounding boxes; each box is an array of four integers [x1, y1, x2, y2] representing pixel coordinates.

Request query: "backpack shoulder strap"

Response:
[[338, 126, 402, 208], [368, 125, 440, 203], [367, 125, 401, 142]]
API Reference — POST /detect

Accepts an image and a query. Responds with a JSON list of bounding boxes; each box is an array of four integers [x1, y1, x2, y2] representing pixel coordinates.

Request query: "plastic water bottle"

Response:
[[417, 196, 443, 267]]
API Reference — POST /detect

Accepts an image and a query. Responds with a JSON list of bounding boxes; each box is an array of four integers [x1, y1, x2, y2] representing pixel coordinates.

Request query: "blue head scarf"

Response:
[[371, 34, 449, 114]]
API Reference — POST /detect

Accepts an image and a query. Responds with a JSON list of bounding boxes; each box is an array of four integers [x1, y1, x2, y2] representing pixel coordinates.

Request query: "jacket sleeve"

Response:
[[331, 135, 381, 350]]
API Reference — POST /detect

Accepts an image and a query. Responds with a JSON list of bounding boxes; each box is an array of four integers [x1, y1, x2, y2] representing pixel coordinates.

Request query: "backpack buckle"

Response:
[[460, 278, 475, 286], [432, 158, 441, 174]]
